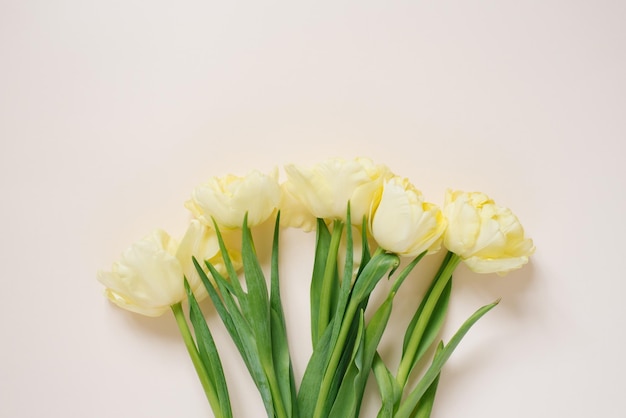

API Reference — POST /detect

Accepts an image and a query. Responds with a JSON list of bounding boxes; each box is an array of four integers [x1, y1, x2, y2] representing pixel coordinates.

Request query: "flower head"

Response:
[[97, 230, 185, 317], [282, 157, 390, 226], [443, 190, 535, 274], [370, 177, 446, 256], [186, 169, 281, 229]]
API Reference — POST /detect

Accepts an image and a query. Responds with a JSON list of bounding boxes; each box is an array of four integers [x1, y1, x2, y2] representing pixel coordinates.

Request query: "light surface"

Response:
[[1, 1, 625, 417]]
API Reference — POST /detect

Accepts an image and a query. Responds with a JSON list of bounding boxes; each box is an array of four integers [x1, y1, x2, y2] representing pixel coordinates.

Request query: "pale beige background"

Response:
[[1, 1, 624, 417]]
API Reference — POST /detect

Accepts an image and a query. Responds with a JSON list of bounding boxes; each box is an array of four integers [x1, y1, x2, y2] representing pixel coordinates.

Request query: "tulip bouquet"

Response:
[[98, 157, 534, 418]]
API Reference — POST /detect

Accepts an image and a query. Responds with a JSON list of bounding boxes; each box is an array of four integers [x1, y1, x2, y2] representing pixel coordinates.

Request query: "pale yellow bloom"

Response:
[[176, 220, 242, 301], [443, 190, 535, 274], [186, 169, 281, 229], [97, 230, 185, 317], [283, 157, 390, 226], [278, 181, 318, 232], [370, 177, 446, 257]]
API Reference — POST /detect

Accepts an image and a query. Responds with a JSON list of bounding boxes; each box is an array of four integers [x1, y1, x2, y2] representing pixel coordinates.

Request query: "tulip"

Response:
[[186, 169, 281, 229], [283, 157, 390, 225], [443, 190, 535, 274], [97, 229, 185, 317], [370, 177, 446, 256]]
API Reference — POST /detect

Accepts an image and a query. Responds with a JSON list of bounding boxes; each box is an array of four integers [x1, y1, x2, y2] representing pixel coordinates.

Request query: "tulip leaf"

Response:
[[316, 219, 343, 346], [395, 300, 500, 418], [373, 354, 401, 418], [195, 257, 276, 418], [211, 218, 246, 300], [330, 294, 395, 418], [396, 253, 460, 394], [357, 215, 371, 276], [269, 213, 297, 417], [310, 252, 400, 418], [310, 218, 332, 346], [193, 257, 244, 353], [413, 341, 444, 418], [240, 215, 273, 364], [328, 311, 366, 418], [184, 279, 233, 418], [350, 252, 400, 304], [401, 277, 452, 380], [401, 251, 453, 355], [297, 322, 334, 418], [323, 307, 363, 418]]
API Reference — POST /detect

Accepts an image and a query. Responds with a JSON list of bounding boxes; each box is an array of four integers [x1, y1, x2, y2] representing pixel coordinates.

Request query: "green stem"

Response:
[[313, 302, 359, 418], [171, 303, 223, 418], [395, 253, 461, 390], [265, 365, 289, 418], [317, 220, 344, 341]]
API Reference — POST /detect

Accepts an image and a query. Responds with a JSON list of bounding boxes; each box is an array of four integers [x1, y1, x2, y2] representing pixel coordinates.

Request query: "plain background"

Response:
[[1, 1, 625, 417]]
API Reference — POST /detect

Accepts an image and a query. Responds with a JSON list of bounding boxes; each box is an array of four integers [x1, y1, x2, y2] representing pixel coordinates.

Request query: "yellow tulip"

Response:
[[97, 230, 185, 317], [370, 177, 446, 256], [283, 157, 390, 225], [443, 190, 535, 274], [185, 169, 281, 229]]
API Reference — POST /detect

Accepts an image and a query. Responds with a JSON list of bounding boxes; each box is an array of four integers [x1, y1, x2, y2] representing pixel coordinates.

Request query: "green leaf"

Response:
[[211, 218, 246, 300], [297, 323, 334, 418], [401, 252, 453, 355], [194, 257, 275, 418], [401, 277, 452, 379], [185, 279, 233, 418], [395, 300, 500, 418], [310, 219, 332, 346], [330, 295, 395, 418], [413, 341, 444, 418], [328, 311, 366, 418], [316, 220, 344, 346], [241, 215, 272, 359], [357, 215, 371, 276], [350, 252, 401, 304], [311, 252, 400, 418], [269, 213, 297, 417], [396, 253, 460, 392], [373, 354, 401, 418]]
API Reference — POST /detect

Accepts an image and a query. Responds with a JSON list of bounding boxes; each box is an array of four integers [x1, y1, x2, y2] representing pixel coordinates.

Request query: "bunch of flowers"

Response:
[[98, 157, 534, 418]]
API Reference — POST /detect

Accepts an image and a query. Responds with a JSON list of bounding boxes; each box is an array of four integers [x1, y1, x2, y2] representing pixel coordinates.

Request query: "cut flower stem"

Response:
[[396, 252, 461, 390], [171, 303, 223, 418]]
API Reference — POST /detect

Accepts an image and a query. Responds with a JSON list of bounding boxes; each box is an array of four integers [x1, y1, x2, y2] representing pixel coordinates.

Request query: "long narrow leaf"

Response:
[[357, 215, 371, 276], [413, 342, 444, 418], [297, 322, 334, 418], [402, 278, 452, 379], [316, 220, 344, 344], [311, 253, 399, 418], [240, 216, 275, 365], [330, 295, 395, 418], [195, 257, 276, 418], [310, 219, 332, 346], [185, 279, 233, 418], [269, 213, 297, 417], [328, 311, 366, 418], [211, 218, 246, 300], [373, 354, 401, 418], [401, 252, 453, 355], [395, 300, 500, 418]]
